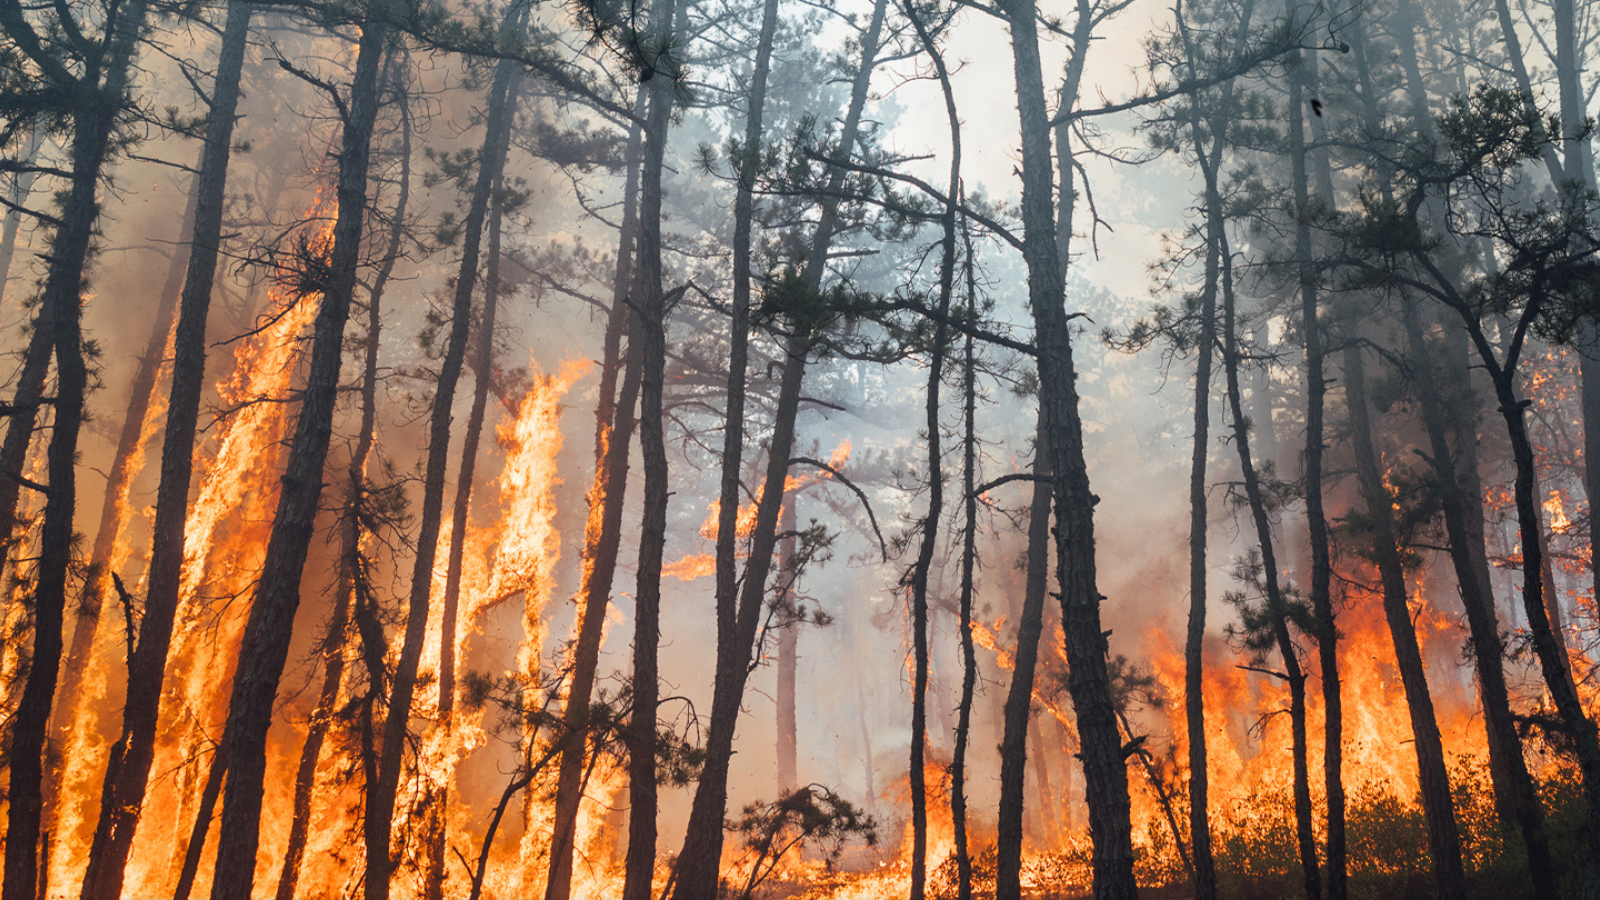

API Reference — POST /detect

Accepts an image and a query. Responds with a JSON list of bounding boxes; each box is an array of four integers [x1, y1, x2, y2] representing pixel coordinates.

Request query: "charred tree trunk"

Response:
[[77, 6, 251, 897], [667, 2, 886, 894], [0, 0, 150, 895], [1005, 0, 1137, 895], [543, 88, 646, 900], [623, 3, 678, 894], [276, 69, 409, 900], [1219, 216, 1320, 900], [1342, 344, 1467, 900], [902, 4, 960, 892], [205, 11, 389, 899], [1286, 28, 1345, 898]]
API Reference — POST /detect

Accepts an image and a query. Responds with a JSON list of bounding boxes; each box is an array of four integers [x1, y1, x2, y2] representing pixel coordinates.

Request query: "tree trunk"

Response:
[[362, 15, 523, 899], [776, 495, 799, 794], [952, 208, 979, 900], [1170, 2, 1254, 889], [205, 11, 389, 898], [1285, 27, 1345, 898], [418, 29, 526, 900], [276, 68, 409, 900], [622, 2, 678, 893], [666, 2, 887, 893], [43, 174, 192, 899], [172, 749, 226, 900], [0, 0, 150, 895], [77, 7, 251, 897], [543, 89, 646, 900], [0, 126, 44, 313], [1399, 302, 1555, 893], [1005, 0, 1137, 895], [1219, 217, 1320, 900], [1342, 343, 1467, 900], [902, 3, 961, 890], [1366, 5, 1556, 886], [1456, 308, 1600, 899]]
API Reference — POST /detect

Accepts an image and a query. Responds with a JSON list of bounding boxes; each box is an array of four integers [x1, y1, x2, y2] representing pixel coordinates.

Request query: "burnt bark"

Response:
[[1342, 343, 1467, 900], [205, 10, 390, 898], [0, 0, 150, 895], [543, 89, 646, 900], [77, 6, 252, 897], [276, 68, 409, 900], [1005, 0, 1138, 895]]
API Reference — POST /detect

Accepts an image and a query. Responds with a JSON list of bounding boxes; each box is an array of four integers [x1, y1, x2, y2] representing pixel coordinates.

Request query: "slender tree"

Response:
[[0, 0, 151, 895], [667, 1, 887, 893], [205, 8, 391, 897], [1007, 0, 1138, 892], [276, 63, 411, 900], [543, 87, 647, 900], [78, 6, 253, 896], [622, 0, 679, 893]]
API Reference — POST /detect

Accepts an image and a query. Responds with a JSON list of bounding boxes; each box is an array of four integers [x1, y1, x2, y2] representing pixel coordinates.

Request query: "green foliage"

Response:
[[1222, 549, 1314, 660], [726, 784, 877, 900]]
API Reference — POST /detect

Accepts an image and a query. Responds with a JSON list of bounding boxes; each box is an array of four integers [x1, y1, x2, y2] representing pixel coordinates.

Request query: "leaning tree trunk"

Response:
[[666, 2, 887, 895], [77, 7, 252, 898], [1457, 308, 1600, 900], [1366, 6, 1556, 887], [543, 88, 646, 900], [205, 12, 389, 900], [1219, 223, 1320, 900], [1342, 343, 1467, 900], [1005, 0, 1137, 895], [43, 179, 193, 895], [1399, 300, 1556, 893], [276, 69, 409, 900], [415, 24, 526, 898], [0, 0, 150, 895]]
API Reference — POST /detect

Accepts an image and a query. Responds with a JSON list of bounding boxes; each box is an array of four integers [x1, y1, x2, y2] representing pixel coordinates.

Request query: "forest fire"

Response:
[[4, 0, 1600, 898]]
